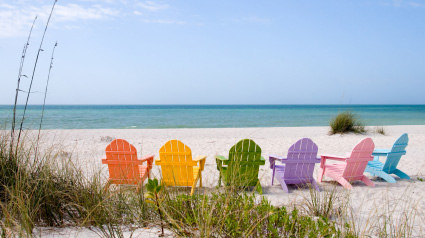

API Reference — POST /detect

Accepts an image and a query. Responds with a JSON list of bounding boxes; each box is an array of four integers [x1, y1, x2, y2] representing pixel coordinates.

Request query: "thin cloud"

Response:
[[409, 1, 425, 7], [136, 1, 169, 12], [393, 0, 403, 7], [0, 3, 16, 9], [142, 19, 185, 24], [54, 4, 120, 21], [381, 0, 425, 7], [0, 0, 185, 37], [78, 0, 120, 3], [133, 10, 143, 15], [64, 25, 81, 30], [0, 2, 120, 38]]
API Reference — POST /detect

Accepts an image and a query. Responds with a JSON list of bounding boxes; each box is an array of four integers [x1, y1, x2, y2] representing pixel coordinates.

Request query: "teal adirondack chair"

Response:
[[365, 133, 410, 183], [215, 139, 265, 193]]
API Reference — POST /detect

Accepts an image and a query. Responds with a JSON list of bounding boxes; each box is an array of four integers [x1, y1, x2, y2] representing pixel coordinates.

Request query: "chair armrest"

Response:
[[269, 155, 287, 169], [320, 154, 347, 168], [373, 149, 391, 154], [372, 149, 391, 160], [101, 159, 143, 165], [139, 155, 154, 169], [320, 155, 347, 161], [269, 155, 286, 161], [215, 155, 228, 161], [193, 155, 207, 171], [215, 155, 228, 171], [154, 156, 161, 165], [259, 156, 266, 165], [140, 155, 154, 162]]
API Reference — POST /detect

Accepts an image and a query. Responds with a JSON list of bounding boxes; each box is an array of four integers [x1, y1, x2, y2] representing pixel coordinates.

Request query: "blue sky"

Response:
[[1, 0, 424, 105]]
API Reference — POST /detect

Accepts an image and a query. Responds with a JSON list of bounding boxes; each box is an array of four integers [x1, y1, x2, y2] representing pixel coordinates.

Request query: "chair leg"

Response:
[[377, 171, 396, 183], [280, 181, 289, 193], [275, 175, 289, 193], [365, 167, 377, 177], [361, 176, 375, 187], [318, 168, 325, 183], [311, 179, 320, 192], [199, 173, 202, 188], [136, 180, 145, 193], [191, 174, 201, 196], [393, 169, 410, 180], [336, 177, 353, 189], [218, 173, 222, 187]]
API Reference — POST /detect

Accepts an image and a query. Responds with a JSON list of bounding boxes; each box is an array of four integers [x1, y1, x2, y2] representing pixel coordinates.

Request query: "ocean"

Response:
[[1, 105, 424, 129]]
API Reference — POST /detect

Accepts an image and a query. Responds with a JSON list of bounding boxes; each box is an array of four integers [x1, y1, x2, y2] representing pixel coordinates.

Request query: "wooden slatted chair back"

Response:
[[283, 138, 319, 180], [383, 133, 408, 172], [105, 139, 140, 184], [159, 140, 197, 187], [227, 139, 262, 186], [344, 138, 374, 180]]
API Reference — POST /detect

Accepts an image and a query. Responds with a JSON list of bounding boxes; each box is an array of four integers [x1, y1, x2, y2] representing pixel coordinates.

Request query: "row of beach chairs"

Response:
[[101, 134, 410, 195]]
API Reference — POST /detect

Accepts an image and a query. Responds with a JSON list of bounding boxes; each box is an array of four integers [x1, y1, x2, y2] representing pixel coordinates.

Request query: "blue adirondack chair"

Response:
[[365, 133, 410, 183], [269, 138, 321, 193]]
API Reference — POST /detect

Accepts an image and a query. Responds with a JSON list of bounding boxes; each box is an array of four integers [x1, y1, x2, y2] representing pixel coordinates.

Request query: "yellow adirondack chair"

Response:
[[155, 140, 206, 195]]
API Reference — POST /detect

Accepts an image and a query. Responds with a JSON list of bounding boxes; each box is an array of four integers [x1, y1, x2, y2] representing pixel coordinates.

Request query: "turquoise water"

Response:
[[1, 105, 425, 129]]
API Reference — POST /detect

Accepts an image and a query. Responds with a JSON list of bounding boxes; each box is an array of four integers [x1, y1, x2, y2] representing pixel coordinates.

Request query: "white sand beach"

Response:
[[32, 125, 425, 236]]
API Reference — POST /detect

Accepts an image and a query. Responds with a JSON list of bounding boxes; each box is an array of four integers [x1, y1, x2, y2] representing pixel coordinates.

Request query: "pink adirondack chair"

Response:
[[318, 138, 375, 189], [269, 138, 321, 193], [102, 139, 154, 190]]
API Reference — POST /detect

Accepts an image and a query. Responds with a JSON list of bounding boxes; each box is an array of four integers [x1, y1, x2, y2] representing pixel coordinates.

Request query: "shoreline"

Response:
[[24, 124, 425, 130], [3, 105, 425, 129]]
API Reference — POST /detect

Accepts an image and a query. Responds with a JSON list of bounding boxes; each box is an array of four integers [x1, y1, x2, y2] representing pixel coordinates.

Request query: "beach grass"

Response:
[[329, 112, 366, 135], [375, 126, 386, 135], [1, 131, 425, 237], [0, 132, 346, 237]]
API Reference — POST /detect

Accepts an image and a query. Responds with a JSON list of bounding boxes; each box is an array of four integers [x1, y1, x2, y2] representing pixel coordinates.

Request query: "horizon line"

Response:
[[1, 104, 425, 106]]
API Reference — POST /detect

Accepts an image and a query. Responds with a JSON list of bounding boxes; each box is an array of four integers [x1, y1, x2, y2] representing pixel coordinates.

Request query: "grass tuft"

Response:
[[375, 126, 386, 135], [329, 111, 366, 135], [303, 186, 345, 219]]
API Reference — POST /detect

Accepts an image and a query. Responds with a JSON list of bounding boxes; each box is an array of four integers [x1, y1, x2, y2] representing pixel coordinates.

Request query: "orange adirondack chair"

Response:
[[102, 139, 154, 190], [155, 140, 206, 195], [318, 138, 375, 189]]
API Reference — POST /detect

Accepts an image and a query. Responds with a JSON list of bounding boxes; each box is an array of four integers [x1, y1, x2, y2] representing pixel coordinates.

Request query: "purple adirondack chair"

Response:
[[269, 138, 321, 193]]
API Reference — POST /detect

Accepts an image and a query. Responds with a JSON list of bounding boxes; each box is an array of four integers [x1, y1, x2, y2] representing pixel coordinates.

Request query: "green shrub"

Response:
[[329, 112, 366, 135], [162, 191, 346, 237]]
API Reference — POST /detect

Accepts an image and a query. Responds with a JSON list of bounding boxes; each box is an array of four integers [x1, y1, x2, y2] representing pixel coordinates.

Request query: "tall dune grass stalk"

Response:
[[11, 16, 37, 148], [35, 42, 58, 160], [17, 0, 57, 148]]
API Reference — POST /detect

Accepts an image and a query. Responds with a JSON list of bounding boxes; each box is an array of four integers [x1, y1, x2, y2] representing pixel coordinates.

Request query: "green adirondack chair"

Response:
[[215, 139, 265, 193]]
